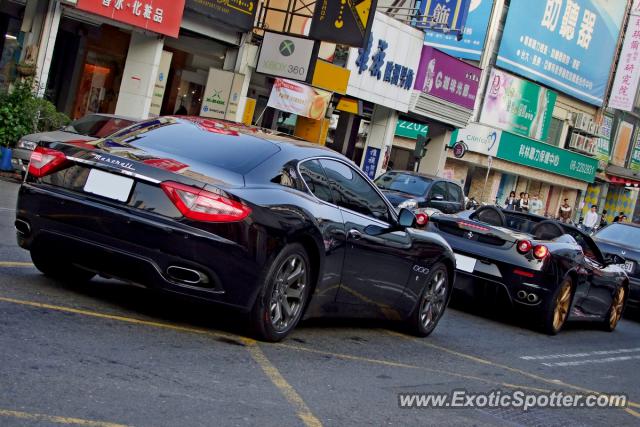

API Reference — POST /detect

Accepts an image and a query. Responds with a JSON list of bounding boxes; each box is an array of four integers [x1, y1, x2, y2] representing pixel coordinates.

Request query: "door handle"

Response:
[[347, 229, 362, 240]]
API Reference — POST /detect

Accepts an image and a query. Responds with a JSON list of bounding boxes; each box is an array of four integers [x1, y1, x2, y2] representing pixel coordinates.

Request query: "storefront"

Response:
[[0, 1, 27, 91]]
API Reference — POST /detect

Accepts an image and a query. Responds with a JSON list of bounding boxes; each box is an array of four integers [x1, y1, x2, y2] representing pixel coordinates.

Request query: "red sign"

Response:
[[76, 0, 185, 38]]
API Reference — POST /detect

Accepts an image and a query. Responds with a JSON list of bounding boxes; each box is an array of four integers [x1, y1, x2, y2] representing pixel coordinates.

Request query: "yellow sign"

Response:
[[336, 97, 359, 114], [294, 116, 330, 145], [242, 98, 257, 126], [311, 60, 350, 95]]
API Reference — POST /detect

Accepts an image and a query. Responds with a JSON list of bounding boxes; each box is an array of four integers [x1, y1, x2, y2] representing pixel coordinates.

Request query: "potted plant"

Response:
[[16, 61, 36, 77]]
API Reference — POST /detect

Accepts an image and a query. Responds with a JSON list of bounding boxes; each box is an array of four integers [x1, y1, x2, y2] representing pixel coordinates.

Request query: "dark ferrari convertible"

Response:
[[425, 206, 629, 334], [15, 116, 456, 342]]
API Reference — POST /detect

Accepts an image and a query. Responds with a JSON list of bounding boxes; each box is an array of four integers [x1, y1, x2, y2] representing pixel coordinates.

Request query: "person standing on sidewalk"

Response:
[[583, 205, 599, 233], [558, 199, 572, 223], [530, 194, 544, 216]]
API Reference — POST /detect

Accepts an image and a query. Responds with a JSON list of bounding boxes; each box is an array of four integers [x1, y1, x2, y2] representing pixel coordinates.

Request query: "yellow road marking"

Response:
[[0, 409, 127, 427], [0, 296, 322, 426], [385, 330, 640, 418], [0, 261, 34, 267], [243, 339, 323, 427]]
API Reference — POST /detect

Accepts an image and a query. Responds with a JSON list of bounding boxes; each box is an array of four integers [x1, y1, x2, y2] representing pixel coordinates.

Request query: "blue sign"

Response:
[[418, 0, 471, 35], [497, 0, 626, 105], [356, 33, 415, 90], [363, 147, 381, 179], [424, 0, 493, 60]]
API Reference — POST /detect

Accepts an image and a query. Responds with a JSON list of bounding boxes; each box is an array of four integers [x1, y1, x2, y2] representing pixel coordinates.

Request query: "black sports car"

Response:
[[15, 116, 456, 342], [594, 222, 640, 312], [425, 206, 629, 334]]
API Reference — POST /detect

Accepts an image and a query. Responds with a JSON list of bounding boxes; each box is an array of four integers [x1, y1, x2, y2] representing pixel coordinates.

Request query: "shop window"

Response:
[[545, 117, 564, 146]]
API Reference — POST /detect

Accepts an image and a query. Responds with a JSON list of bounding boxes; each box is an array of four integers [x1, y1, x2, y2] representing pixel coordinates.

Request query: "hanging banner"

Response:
[[362, 146, 381, 179], [185, 0, 257, 32], [267, 78, 331, 120], [256, 32, 316, 81], [309, 0, 377, 48], [75, 0, 185, 38], [496, 0, 626, 105], [424, 0, 493, 60], [480, 68, 557, 141], [201, 69, 235, 119], [149, 51, 173, 117], [417, 0, 471, 35], [608, 0, 640, 111], [242, 98, 257, 126]]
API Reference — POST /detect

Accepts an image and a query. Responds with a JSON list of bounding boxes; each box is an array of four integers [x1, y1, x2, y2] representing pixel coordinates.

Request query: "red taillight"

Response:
[[160, 181, 251, 223], [415, 213, 429, 226], [517, 240, 532, 254], [533, 245, 549, 259], [28, 147, 68, 178], [458, 221, 490, 231], [513, 268, 535, 278]]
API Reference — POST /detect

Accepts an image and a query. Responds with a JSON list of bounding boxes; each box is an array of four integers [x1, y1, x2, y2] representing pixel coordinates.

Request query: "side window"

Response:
[[446, 183, 463, 204], [299, 160, 333, 203], [431, 181, 447, 200], [319, 159, 390, 222]]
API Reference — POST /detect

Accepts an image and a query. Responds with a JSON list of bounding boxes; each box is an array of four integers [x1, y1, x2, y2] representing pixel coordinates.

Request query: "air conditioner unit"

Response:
[[569, 132, 580, 149]]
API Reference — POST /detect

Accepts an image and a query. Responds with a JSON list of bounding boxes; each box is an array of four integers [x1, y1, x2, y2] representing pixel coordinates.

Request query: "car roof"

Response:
[[383, 170, 458, 185]]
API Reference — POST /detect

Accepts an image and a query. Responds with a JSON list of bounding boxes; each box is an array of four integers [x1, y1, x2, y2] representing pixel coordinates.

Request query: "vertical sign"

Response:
[[608, 0, 640, 111], [362, 146, 381, 179], [595, 114, 612, 170], [201, 68, 235, 119], [225, 73, 246, 122], [149, 51, 173, 117], [242, 98, 257, 126]]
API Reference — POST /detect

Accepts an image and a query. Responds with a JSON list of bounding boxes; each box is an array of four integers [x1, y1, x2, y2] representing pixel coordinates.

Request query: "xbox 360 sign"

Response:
[[257, 32, 317, 81]]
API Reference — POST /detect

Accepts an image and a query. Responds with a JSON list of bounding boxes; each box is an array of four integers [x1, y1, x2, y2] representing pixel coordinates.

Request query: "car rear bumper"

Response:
[[16, 183, 264, 311]]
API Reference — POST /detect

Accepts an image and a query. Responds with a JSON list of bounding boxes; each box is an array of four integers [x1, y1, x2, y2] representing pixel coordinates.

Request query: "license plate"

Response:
[[455, 253, 477, 273], [84, 169, 133, 202], [623, 261, 634, 274]]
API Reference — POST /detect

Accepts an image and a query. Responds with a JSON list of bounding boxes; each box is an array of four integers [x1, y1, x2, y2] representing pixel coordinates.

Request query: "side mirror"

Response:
[[605, 254, 626, 265], [431, 194, 445, 201], [398, 208, 417, 228]]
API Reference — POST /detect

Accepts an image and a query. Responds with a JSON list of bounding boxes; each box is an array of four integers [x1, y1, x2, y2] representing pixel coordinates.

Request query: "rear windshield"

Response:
[[375, 172, 433, 196], [68, 115, 135, 138]]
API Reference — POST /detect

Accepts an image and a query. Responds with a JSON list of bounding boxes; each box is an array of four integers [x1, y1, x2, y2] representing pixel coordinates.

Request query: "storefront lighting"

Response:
[[5, 34, 16, 40]]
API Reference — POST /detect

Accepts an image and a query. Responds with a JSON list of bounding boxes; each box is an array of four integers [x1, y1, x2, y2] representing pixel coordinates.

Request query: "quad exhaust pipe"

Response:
[[517, 290, 539, 303], [14, 219, 31, 236], [166, 265, 209, 285]]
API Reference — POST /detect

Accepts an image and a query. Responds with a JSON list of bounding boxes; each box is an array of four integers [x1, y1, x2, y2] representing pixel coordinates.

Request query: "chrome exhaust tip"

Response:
[[14, 219, 31, 236], [166, 266, 209, 285], [517, 290, 527, 300], [527, 293, 539, 303]]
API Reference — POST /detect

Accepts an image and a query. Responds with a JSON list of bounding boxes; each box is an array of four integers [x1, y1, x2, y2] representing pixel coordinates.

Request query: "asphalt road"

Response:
[[1, 178, 639, 427]]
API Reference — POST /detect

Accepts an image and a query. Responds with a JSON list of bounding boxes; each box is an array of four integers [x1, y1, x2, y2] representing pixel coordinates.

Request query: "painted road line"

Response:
[[244, 341, 323, 427], [0, 261, 34, 267], [384, 330, 640, 417], [0, 408, 127, 427], [521, 348, 640, 361], [541, 354, 640, 367], [0, 296, 322, 427]]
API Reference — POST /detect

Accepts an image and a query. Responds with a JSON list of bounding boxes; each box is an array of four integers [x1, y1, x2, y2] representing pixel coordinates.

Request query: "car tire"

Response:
[[540, 277, 573, 335], [405, 262, 450, 337], [250, 243, 311, 342], [30, 246, 95, 283], [601, 286, 626, 332]]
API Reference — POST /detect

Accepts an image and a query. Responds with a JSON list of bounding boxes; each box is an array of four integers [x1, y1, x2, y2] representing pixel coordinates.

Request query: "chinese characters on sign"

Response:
[[76, 0, 184, 38], [355, 34, 415, 90], [595, 115, 612, 170], [418, 0, 471, 35], [413, 46, 480, 110], [362, 146, 381, 179], [608, 0, 640, 111], [185, 0, 257, 32], [496, 0, 626, 105]]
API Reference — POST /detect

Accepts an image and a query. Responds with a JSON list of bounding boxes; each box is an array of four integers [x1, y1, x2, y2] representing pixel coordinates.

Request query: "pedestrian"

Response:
[[504, 191, 517, 210], [558, 199, 572, 223], [530, 193, 544, 215], [516, 192, 525, 211], [599, 209, 608, 229], [519, 192, 530, 213], [613, 211, 625, 223], [583, 205, 599, 233]]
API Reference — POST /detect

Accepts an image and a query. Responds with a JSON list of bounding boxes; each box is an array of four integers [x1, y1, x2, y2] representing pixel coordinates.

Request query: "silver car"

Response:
[[13, 113, 136, 174]]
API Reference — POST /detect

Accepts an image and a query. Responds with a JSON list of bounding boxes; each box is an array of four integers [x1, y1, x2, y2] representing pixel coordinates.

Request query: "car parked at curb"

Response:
[[13, 113, 136, 174], [15, 116, 456, 342]]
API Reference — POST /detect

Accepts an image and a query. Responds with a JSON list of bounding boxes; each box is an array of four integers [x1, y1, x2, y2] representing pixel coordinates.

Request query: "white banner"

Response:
[[201, 68, 235, 119], [609, 0, 640, 111], [267, 78, 331, 120], [149, 51, 173, 117]]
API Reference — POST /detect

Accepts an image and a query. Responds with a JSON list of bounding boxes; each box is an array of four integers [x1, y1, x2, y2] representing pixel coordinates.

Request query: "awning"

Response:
[[607, 175, 640, 187], [606, 164, 640, 186]]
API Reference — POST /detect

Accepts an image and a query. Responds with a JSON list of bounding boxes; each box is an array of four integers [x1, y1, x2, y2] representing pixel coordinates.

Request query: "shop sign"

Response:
[[267, 78, 331, 120], [242, 98, 257, 126], [496, 0, 626, 105], [149, 51, 172, 117], [309, 0, 377, 48], [414, 46, 480, 110], [450, 122, 501, 157], [424, 0, 493, 61], [345, 12, 423, 112], [256, 32, 316, 82], [452, 142, 466, 158], [608, 0, 640, 112], [594, 114, 612, 170], [629, 130, 640, 173], [362, 146, 381, 179], [496, 131, 598, 182], [612, 121, 634, 167], [185, 0, 257, 32], [311, 60, 350, 95], [75, 0, 185, 38], [201, 69, 235, 120], [224, 74, 246, 121], [417, 0, 471, 36], [395, 120, 428, 139], [480, 68, 556, 141]]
